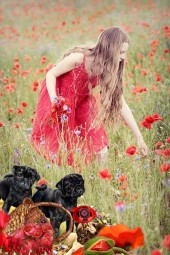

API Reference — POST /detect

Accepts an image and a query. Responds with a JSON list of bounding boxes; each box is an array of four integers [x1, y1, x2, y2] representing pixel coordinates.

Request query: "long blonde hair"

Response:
[[63, 27, 129, 125]]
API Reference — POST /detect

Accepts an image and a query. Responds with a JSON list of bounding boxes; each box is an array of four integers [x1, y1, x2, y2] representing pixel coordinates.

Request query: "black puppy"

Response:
[[0, 165, 40, 213], [32, 173, 85, 235]]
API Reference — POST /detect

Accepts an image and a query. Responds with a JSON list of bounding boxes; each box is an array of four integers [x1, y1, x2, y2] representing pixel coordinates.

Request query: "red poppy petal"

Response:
[[72, 206, 97, 223]]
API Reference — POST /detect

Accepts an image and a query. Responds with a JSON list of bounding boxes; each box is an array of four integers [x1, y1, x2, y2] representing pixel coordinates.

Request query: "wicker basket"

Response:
[[5, 197, 73, 243]]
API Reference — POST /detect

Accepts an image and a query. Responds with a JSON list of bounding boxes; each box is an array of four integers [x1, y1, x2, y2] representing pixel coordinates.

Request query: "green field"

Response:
[[0, 0, 170, 254]]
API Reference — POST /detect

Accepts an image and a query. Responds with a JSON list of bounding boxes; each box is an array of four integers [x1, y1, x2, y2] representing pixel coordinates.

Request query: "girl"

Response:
[[31, 27, 148, 166]]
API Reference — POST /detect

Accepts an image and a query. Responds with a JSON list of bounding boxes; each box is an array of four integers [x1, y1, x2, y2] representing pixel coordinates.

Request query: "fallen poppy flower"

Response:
[[71, 206, 97, 223], [97, 224, 144, 250], [126, 146, 136, 156], [99, 168, 112, 180]]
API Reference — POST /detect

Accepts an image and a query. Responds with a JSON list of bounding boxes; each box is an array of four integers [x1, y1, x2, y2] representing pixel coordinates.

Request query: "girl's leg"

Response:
[[95, 146, 108, 168]]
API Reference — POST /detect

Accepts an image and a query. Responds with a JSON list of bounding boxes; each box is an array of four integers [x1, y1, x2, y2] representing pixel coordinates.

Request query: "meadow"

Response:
[[0, 0, 170, 254]]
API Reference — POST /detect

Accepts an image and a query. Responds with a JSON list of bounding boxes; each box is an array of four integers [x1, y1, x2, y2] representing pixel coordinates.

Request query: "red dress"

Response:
[[31, 55, 108, 165]]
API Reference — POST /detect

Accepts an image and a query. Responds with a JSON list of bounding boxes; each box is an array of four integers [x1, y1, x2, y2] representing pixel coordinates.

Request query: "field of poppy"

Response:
[[0, 0, 170, 254]]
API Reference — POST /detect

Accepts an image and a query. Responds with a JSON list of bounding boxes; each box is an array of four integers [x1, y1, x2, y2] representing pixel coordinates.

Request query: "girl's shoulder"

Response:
[[64, 52, 85, 67]]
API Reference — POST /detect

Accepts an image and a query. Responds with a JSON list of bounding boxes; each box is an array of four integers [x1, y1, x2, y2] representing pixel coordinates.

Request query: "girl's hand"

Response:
[[137, 137, 148, 157], [51, 96, 58, 107]]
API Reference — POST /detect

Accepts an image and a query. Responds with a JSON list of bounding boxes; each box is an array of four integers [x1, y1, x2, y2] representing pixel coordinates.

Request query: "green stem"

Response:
[[112, 247, 129, 254]]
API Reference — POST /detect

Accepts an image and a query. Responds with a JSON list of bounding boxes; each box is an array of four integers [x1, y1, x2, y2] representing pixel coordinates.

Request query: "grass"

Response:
[[0, 0, 170, 254]]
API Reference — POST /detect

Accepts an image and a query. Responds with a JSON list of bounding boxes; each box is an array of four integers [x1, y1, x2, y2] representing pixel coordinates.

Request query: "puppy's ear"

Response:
[[12, 165, 20, 174], [35, 172, 40, 181], [56, 179, 63, 191]]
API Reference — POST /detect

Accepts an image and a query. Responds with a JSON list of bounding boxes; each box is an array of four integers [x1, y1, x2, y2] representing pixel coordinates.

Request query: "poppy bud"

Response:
[[84, 236, 115, 255]]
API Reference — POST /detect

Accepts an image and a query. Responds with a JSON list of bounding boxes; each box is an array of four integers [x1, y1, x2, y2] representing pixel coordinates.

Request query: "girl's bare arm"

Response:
[[46, 53, 84, 102], [120, 96, 148, 155]]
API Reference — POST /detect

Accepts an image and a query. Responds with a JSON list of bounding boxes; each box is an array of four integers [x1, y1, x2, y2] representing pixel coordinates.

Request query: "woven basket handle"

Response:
[[35, 202, 73, 243]]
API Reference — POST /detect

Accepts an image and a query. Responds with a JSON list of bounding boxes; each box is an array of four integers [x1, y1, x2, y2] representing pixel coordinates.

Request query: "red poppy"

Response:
[[160, 163, 170, 173], [144, 115, 155, 123], [38, 179, 49, 186], [156, 74, 162, 82], [13, 62, 20, 69], [0, 209, 10, 229], [162, 234, 170, 250], [99, 168, 112, 180], [141, 70, 147, 76], [50, 96, 71, 125], [39, 233, 53, 247], [155, 148, 170, 158], [41, 222, 54, 235], [137, 53, 143, 59], [7, 108, 14, 113], [24, 224, 43, 238], [90, 239, 112, 251], [151, 250, 162, 255], [118, 174, 128, 183], [16, 108, 23, 114], [33, 81, 39, 87], [152, 113, 163, 121], [140, 113, 163, 129], [0, 233, 7, 247], [140, 120, 152, 129], [154, 141, 164, 148], [71, 206, 97, 223], [0, 122, 4, 127], [126, 146, 136, 156], [84, 236, 116, 254], [97, 224, 144, 250], [40, 56, 47, 65], [131, 86, 147, 94], [165, 137, 170, 143], [72, 247, 84, 255], [21, 101, 28, 108], [14, 123, 20, 128], [24, 55, 31, 62], [164, 49, 169, 54]]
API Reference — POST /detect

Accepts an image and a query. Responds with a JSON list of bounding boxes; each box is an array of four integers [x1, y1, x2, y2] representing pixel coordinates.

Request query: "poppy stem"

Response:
[[112, 247, 129, 254]]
